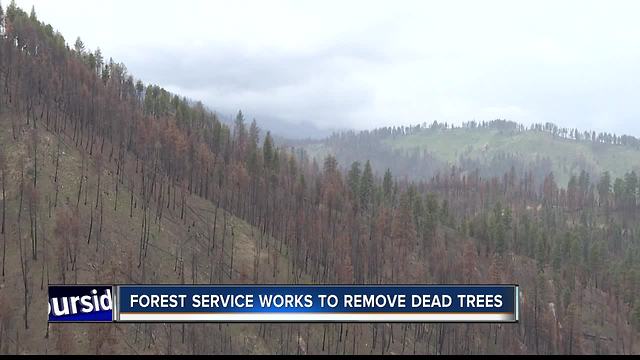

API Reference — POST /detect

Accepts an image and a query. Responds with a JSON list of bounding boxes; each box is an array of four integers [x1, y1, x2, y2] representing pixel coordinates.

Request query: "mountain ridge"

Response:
[[295, 120, 640, 185]]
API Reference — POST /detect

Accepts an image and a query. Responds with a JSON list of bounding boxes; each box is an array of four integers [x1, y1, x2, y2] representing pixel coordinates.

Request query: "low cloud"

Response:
[[14, 0, 640, 136]]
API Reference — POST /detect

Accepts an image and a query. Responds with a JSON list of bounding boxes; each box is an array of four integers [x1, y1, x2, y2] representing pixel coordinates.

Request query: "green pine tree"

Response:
[[383, 168, 393, 201], [347, 162, 361, 200], [359, 161, 373, 211]]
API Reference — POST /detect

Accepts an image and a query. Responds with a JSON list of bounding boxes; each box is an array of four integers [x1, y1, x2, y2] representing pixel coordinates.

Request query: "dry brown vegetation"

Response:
[[0, 3, 638, 354]]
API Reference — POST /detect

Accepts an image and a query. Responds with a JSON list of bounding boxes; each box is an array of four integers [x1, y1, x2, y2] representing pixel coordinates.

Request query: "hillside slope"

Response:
[[301, 122, 640, 185], [0, 123, 549, 355], [0, 122, 300, 354], [1, 4, 639, 355]]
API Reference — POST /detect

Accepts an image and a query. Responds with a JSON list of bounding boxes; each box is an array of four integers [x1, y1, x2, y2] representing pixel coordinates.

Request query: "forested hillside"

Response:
[[0, 2, 638, 355], [298, 120, 640, 185]]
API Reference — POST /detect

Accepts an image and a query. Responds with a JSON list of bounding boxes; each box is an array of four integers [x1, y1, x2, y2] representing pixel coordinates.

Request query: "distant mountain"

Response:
[[253, 116, 343, 140], [215, 111, 342, 140], [299, 120, 640, 185]]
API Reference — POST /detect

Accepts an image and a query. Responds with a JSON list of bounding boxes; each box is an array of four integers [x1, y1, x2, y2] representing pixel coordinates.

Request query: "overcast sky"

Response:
[[11, 0, 640, 136]]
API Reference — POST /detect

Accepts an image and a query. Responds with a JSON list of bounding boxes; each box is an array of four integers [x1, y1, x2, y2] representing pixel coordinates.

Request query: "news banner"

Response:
[[48, 285, 519, 323]]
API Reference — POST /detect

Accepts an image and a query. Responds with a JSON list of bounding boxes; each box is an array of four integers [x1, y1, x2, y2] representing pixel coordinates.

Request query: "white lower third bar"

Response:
[[117, 313, 515, 322]]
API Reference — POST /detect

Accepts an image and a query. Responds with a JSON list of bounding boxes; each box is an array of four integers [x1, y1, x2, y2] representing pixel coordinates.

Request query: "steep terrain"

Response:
[[0, 123, 573, 355], [0, 120, 299, 354], [0, 3, 639, 355]]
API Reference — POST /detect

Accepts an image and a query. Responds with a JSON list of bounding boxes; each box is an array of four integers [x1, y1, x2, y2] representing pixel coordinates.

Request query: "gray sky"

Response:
[[11, 0, 640, 136]]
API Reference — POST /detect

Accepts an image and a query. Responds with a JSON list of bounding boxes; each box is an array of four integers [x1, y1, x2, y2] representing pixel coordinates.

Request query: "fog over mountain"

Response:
[[13, 0, 640, 137]]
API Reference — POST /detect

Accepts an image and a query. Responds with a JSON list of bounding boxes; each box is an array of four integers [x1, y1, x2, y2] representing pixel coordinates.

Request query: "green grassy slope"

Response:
[[388, 128, 640, 183], [305, 127, 640, 184], [388, 128, 638, 169]]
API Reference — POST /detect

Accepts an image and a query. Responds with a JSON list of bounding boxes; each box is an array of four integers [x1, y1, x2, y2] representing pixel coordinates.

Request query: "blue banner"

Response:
[[115, 285, 518, 322]]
